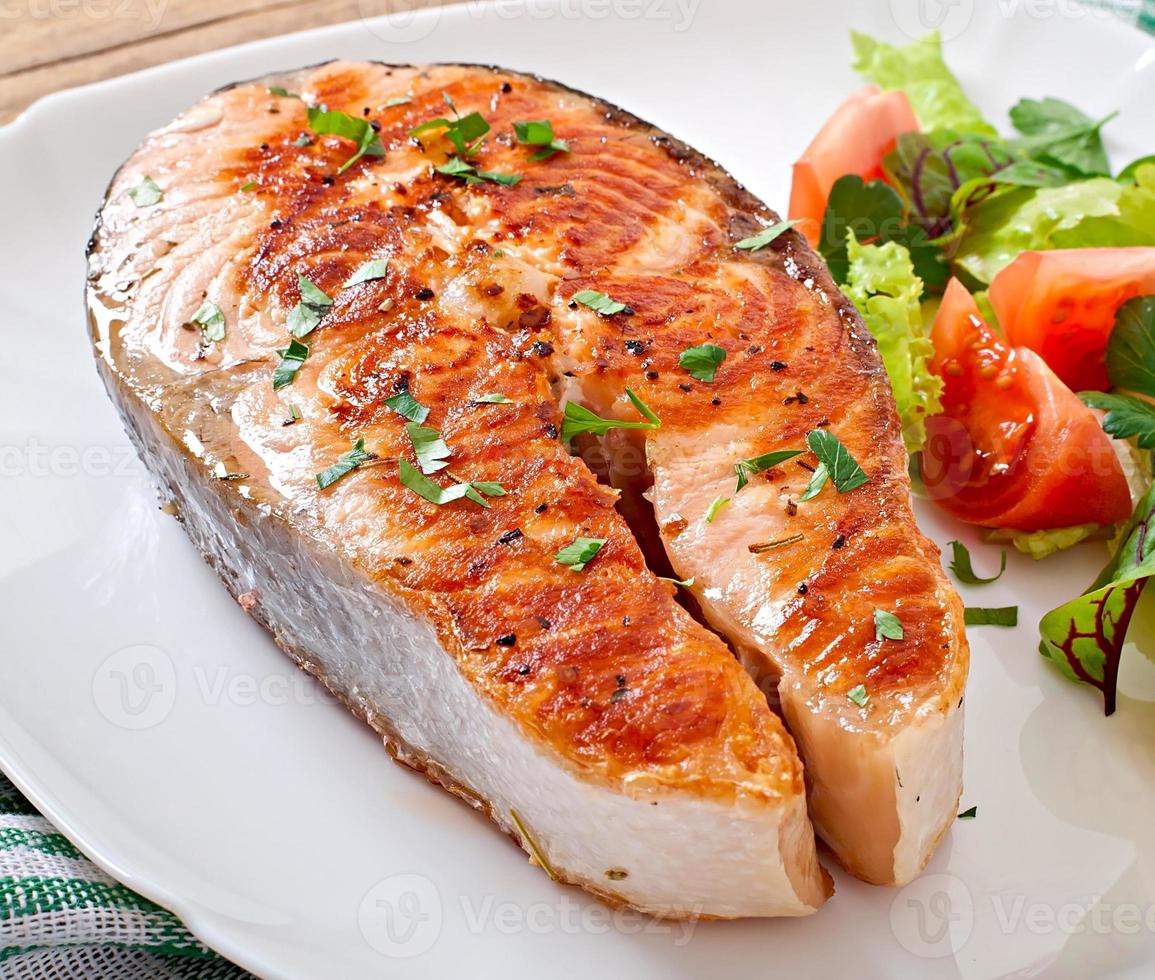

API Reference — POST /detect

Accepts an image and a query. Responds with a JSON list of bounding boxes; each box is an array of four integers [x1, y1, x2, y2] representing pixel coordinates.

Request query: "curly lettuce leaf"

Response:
[[1039, 483, 1155, 715], [842, 232, 942, 453], [953, 173, 1155, 284], [850, 31, 996, 137], [986, 524, 1101, 561]]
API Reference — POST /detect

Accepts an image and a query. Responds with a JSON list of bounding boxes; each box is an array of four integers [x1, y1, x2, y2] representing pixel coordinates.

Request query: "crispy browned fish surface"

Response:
[[87, 61, 966, 913]]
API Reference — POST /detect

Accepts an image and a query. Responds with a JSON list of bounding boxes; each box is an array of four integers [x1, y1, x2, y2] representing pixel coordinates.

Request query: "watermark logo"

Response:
[[890, 872, 975, 958], [92, 644, 177, 730], [889, 0, 976, 40], [357, 0, 443, 43], [358, 873, 444, 958]]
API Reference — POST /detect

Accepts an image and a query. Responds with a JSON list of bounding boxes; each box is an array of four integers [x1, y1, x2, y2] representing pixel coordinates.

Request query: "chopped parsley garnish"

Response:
[[128, 175, 162, 207], [406, 423, 452, 474], [343, 259, 389, 287], [679, 343, 726, 383], [306, 106, 384, 174], [272, 338, 309, 390], [560, 389, 660, 443], [384, 391, 429, 423], [555, 537, 607, 571], [267, 86, 301, 99], [847, 684, 870, 707], [874, 609, 904, 641], [513, 119, 570, 160], [287, 273, 333, 337], [573, 289, 629, 316], [293, 133, 314, 147], [410, 97, 491, 157], [964, 606, 1019, 627], [239, 181, 258, 192], [705, 495, 730, 524], [806, 429, 868, 493], [316, 438, 374, 490], [958, 806, 978, 820], [733, 449, 802, 492], [434, 155, 521, 186], [474, 393, 513, 404], [398, 458, 504, 508], [735, 219, 798, 252], [289, 404, 301, 421], [947, 541, 1007, 585], [798, 462, 829, 502], [189, 301, 226, 342]]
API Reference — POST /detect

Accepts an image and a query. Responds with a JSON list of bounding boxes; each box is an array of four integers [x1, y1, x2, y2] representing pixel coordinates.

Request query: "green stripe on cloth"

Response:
[[0, 829, 85, 860]]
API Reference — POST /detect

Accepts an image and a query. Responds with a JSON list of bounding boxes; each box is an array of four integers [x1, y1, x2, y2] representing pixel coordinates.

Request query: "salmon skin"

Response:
[[86, 60, 966, 913]]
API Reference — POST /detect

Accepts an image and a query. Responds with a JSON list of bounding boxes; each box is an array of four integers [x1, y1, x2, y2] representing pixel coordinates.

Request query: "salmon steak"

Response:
[[86, 60, 968, 916]]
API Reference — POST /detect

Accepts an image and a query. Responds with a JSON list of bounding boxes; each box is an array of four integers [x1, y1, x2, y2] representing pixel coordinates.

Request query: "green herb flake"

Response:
[[434, 155, 521, 186], [798, 461, 829, 502], [735, 219, 798, 252], [189, 301, 226, 342], [287, 273, 333, 338], [560, 389, 660, 443], [382, 96, 411, 108], [406, 423, 452, 474], [290, 404, 301, 421], [733, 449, 803, 493], [411, 106, 491, 157], [239, 181, 258, 192], [267, 86, 301, 99], [306, 106, 384, 174], [555, 536, 607, 572], [513, 119, 570, 161], [128, 175, 162, 207], [572, 289, 629, 316], [384, 391, 430, 423], [705, 495, 730, 524], [343, 259, 389, 288], [807, 429, 868, 493], [847, 684, 870, 707], [316, 438, 374, 490], [474, 393, 513, 404], [297, 273, 333, 308], [965, 606, 1019, 628], [947, 541, 1007, 585], [957, 806, 978, 820], [272, 338, 309, 390], [679, 343, 727, 383], [398, 459, 504, 508], [874, 608, 904, 641]]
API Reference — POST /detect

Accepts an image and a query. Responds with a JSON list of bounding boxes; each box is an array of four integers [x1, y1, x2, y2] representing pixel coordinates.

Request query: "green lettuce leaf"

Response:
[[985, 524, 1101, 561], [850, 31, 996, 137], [1039, 482, 1155, 714], [842, 232, 943, 453]]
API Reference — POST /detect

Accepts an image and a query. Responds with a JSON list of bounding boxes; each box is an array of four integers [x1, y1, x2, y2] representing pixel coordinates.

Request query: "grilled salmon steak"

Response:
[[86, 60, 967, 912]]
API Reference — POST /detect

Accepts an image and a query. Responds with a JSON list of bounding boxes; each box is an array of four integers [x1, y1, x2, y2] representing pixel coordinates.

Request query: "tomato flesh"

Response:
[[989, 247, 1155, 392], [922, 279, 1132, 531], [788, 86, 919, 245]]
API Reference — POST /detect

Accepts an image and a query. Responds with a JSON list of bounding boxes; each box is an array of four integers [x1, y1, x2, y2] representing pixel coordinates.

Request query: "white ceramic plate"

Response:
[[4, 1, 1155, 976]]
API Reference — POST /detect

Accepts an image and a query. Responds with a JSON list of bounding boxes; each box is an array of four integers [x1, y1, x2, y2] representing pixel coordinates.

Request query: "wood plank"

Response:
[[0, 0, 445, 126]]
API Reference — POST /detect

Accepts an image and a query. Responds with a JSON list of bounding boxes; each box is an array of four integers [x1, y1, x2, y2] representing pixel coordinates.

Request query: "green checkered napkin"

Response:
[[2, 2, 1152, 972]]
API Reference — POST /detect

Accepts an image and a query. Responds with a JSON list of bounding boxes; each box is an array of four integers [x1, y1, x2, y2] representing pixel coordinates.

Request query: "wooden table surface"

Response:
[[0, 0, 445, 126]]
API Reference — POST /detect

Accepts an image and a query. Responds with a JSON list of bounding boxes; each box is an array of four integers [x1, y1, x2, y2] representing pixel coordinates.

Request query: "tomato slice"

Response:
[[788, 86, 919, 245], [921, 278, 1131, 531], [989, 247, 1155, 392]]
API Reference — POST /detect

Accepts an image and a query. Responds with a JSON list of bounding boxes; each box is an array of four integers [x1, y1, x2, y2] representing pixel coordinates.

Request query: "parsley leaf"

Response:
[[705, 495, 730, 524], [384, 391, 429, 423], [874, 609, 904, 641], [1009, 97, 1115, 177], [273, 338, 309, 390], [807, 430, 868, 493], [189, 301, 226, 342], [474, 393, 513, 404], [573, 289, 630, 316], [947, 541, 1008, 585], [306, 106, 384, 174], [733, 449, 803, 493], [267, 86, 300, 99], [958, 806, 978, 820], [397, 459, 505, 508], [434, 155, 521, 186], [1081, 393, 1155, 448], [406, 423, 452, 474], [297, 273, 333, 308], [513, 119, 570, 160], [1104, 296, 1155, 397], [965, 606, 1019, 627], [847, 684, 870, 707], [411, 106, 490, 157], [343, 259, 389, 288], [798, 461, 829, 502], [735, 219, 798, 252], [679, 343, 726, 382], [287, 273, 333, 338], [560, 389, 660, 442], [128, 175, 162, 207], [555, 537, 606, 571], [316, 438, 374, 490]]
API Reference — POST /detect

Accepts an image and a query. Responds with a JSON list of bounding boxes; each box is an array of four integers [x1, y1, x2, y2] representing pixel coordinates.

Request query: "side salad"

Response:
[[789, 31, 1155, 714]]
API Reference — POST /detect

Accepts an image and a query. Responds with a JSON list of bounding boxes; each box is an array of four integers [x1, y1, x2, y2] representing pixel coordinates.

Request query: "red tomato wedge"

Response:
[[921, 279, 1131, 531], [989, 247, 1155, 392], [788, 85, 919, 245]]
